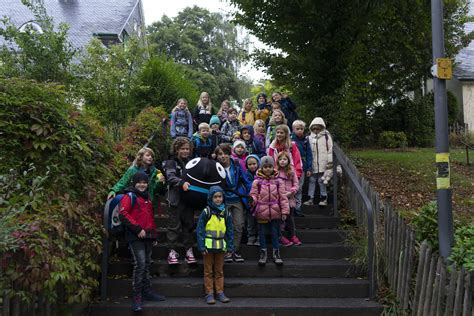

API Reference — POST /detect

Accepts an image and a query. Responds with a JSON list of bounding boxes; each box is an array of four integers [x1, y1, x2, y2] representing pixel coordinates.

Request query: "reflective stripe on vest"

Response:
[[205, 212, 227, 251]]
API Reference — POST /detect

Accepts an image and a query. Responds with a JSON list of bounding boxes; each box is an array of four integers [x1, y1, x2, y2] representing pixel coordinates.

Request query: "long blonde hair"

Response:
[[172, 98, 189, 112], [271, 124, 292, 149], [277, 151, 294, 177], [268, 109, 287, 126], [197, 92, 212, 109], [133, 147, 155, 168], [253, 119, 266, 135]]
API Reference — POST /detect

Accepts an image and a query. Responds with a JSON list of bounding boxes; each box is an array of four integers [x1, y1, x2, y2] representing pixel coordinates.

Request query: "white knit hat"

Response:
[[233, 140, 246, 150]]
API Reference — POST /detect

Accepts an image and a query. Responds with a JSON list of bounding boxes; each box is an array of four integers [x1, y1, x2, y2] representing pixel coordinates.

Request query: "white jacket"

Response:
[[308, 117, 333, 173]]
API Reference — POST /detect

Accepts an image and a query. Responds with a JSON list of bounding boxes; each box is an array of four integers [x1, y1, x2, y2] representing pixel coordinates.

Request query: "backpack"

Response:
[[103, 192, 136, 237]]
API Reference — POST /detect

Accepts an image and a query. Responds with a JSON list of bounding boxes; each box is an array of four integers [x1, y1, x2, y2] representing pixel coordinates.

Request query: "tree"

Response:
[[0, 0, 75, 83], [147, 6, 249, 104]]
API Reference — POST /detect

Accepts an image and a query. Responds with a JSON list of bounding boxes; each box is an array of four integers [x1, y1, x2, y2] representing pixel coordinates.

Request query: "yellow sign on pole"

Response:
[[436, 58, 452, 80]]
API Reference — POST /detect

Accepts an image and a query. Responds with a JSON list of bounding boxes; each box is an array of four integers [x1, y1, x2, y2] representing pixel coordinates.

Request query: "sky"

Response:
[[141, 0, 269, 82]]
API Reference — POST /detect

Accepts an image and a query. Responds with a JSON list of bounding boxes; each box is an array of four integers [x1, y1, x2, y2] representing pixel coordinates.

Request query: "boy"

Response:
[[220, 107, 241, 143], [240, 125, 265, 158], [244, 154, 260, 246], [196, 186, 234, 304], [193, 122, 214, 158], [291, 120, 313, 216], [209, 115, 223, 151]]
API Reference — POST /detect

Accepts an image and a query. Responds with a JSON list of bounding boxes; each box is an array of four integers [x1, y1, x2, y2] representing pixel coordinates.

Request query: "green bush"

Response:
[[449, 224, 474, 270], [0, 77, 116, 304], [378, 131, 407, 149], [411, 201, 438, 250]]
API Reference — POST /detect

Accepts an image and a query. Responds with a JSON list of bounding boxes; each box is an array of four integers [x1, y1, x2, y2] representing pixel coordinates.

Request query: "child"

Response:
[[305, 117, 333, 207], [196, 186, 234, 304], [193, 123, 214, 158], [244, 154, 260, 246], [163, 137, 197, 265], [271, 92, 297, 129], [119, 172, 165, 311], [214, 144, 251, 263], [220, 107, 241, 143], [291, 120, 313, 217], [238, 98, 256, 126], [267, 124, 303, 179], [240, 125, 265, 158], [217, 100, 230, 124], [231, 140, 248, 172], [276, 151, 302, 247], [265, 109, 286, 147], [170, 98, 193, 139], [255, 93, 271, 122], [209, 115, 223, 154], [249, 156, 289, 266], [253, 119, 266, 147], [194, 92, 214, 128], [108, 147, 165, 213]]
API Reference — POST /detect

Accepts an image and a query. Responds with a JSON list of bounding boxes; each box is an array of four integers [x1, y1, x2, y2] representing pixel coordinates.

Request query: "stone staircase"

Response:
[[90, 203, 383, 315]]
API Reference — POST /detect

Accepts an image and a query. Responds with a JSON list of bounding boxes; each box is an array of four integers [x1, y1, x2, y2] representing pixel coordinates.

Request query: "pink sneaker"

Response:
[[185, 248, 197, 264], [290, 235, 302, 246], [280, 236, 293, 247], [167, 249, 179, 265]]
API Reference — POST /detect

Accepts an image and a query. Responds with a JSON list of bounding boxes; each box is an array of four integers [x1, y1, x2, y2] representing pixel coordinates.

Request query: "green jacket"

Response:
[[110, 165, 164, 211]]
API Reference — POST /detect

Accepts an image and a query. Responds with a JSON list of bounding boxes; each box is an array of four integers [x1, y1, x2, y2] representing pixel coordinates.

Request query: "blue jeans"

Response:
[[129, 240, 153, 295], [258, 220, 280, 249], [308, 173, 327, 198]]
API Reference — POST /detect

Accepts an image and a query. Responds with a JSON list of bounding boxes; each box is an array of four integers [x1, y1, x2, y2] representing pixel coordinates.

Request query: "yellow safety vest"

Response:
[[204, 209, 227, 251]]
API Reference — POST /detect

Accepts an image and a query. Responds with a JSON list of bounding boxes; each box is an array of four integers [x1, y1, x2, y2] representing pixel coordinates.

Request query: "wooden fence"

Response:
[[337, 145, 473, 315], [2, 291, 59, 316]]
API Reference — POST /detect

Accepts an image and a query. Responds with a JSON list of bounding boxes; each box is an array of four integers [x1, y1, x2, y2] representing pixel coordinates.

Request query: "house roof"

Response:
[[454, 2, 474, 80], [0, 0, 140, 50]]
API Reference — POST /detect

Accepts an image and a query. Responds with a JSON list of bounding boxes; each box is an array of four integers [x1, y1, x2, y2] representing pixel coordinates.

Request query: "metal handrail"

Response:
[[332, 143, 376, 299], [460, 140, 473, 165]]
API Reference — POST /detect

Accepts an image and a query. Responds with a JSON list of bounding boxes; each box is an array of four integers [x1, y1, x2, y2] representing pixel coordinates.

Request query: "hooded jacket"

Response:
[[240, 125, 266, 158], [277, 169, 299, 208], [196, 186, 234, 253], [291, 132, 313, 173], [267, 141, 303, 179], [249, 170, 290, 222], [308, 117, 333, 173]]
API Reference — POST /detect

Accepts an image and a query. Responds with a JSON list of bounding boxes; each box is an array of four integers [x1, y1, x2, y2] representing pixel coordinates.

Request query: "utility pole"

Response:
[[431, 0, 453, 259]]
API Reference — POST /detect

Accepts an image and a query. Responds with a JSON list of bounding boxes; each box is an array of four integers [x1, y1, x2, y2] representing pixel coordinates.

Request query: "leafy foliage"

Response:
[[411, 202, 439, 250], [378, 131, 407, 149], [147, 6, 249, 102], [449, 224, 474, 270], [0, 0, 75, 83]]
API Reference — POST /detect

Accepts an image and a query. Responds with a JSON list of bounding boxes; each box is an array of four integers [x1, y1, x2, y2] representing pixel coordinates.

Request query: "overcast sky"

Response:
[[141, 0, 269, 82]]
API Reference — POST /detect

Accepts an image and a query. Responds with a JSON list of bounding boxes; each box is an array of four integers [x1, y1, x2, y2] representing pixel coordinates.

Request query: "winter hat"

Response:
[[233, 139, 246, 150], [132, 171, 148, 186], [245, 154, 261, 167], [207, 185, 225, 211], [260, 155, 275, 168], [256, 93, 267, 103], [209, 115, 221, 127]]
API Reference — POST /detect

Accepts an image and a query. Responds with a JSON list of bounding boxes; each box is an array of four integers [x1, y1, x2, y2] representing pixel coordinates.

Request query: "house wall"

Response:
[[462, 81, 474, 131]]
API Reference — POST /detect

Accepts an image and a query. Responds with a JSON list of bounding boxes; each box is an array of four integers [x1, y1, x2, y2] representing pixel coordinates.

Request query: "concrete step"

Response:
[[106, 277, 370, 298], [154, 214, 340, 230], [108, 258, 361, 278], [90, 297, 383, 316], [115, 243, 352, 260]]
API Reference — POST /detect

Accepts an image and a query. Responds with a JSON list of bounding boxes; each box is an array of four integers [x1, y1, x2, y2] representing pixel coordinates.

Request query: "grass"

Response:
[[347, 147, 473, 224]]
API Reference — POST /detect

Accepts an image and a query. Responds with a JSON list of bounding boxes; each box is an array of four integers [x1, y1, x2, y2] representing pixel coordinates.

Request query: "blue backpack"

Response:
[[103, 192, 136, 237]]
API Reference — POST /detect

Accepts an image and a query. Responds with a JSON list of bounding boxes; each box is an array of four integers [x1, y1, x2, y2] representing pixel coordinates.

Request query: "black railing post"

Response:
[[100, 227, 109, 301], [332, 153, 338, 217], [466, 145, 470, 165]]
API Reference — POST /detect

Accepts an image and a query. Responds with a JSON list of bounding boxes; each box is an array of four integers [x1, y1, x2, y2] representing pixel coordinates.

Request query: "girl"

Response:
[[255, 93, 271, 122], [217, 100, 230, 124], [231, 140, 248, 172], [108, 147, 165, 213], [170, 98, 193, 139], [194, 92, 214, 127], [245, 154, 260, 246], [238, 98, 256, 126], [163, 137, 197, 265], [119, 172, 165, 311], [249, 156, 289, 266], [271, 92, 297, 129], [196, 186, 234, 304], [276, 151, 302, 247], [305, 117, 334, 207], [267, 124, 303, 179], [265, 109, 286, 147], [253, 119, 266, 147]]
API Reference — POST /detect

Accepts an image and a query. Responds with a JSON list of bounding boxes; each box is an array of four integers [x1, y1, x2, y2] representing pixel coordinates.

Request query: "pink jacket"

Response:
[[267, 142, 303, 179], [277, 169, 299, 208], [231, 152, 248, 172], [249, 171, 290, 222]]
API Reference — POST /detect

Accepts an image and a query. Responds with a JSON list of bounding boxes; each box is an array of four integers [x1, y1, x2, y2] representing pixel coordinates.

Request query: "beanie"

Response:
[[260, 155, 275, 167], [132, 171, 148, 186], [233, 139, 246, 150], [209, 115, 221, 127]]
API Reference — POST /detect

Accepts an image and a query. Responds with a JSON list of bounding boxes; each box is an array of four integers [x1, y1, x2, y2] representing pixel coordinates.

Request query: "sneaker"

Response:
[[233, 252, 244, 262], [303, 199, 314, 206], [224, 252, 233, 263], [216, 292, 231, 303], [205, 293, 216, 305], [290, 235, 302, 246], [132, 294, 142, 312], [253, 239, 260, 247], [258, 249, 267, 266], [143, 290, 166, 302], [319, 196, 328, 207], [273, 249, 283, 266], [167, 249, 179, 265], [246, 237, 256, 246], [294, 209, 305, 217], [280, 236, 293, 247], [185, 247, 197, 264]]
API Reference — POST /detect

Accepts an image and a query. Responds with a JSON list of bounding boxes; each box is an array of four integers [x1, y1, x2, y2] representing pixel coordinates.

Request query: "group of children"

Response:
[[110, 92, 334, 310]]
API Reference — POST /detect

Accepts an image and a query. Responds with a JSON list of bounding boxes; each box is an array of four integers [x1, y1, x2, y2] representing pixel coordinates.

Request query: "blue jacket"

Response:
[[196, 186, 234, 253], [240, 125, 266, 158], [192, 135, 213, 158], [223, 159, 251, 203], [291, 133, 313, 172]]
